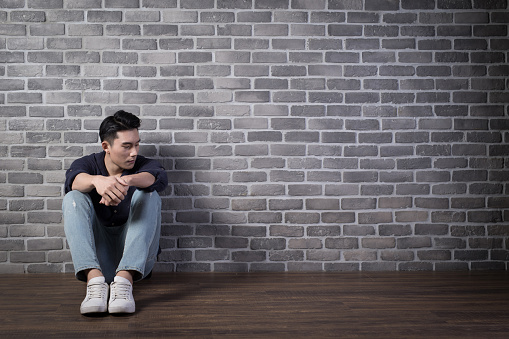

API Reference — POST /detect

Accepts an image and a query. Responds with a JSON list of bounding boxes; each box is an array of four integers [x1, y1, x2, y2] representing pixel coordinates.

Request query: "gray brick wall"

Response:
[[0, 0, 508, 274]]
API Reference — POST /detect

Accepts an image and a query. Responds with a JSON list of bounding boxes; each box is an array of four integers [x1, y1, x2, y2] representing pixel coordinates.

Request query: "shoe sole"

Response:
[[108, 305, 135, 314], [80, 305, 108, 314]]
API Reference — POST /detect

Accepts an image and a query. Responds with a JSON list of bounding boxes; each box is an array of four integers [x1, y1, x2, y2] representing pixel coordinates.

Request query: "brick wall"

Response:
[[1, 0, 508, 274]]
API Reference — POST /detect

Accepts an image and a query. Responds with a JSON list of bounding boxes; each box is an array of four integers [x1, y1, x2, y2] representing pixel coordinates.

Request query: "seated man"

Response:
[[62, 110, 168, 314]]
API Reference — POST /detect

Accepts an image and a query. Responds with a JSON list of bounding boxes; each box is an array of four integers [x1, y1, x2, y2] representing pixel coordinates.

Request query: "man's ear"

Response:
[[102, 140, 110, 153]]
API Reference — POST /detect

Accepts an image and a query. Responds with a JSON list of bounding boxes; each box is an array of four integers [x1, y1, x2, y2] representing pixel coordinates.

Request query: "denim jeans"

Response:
[[62, 189, 161, 284]]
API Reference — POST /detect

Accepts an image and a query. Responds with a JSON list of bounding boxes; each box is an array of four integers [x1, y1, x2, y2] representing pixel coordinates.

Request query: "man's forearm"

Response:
[[71, 173, 96, 193], [123, 172, 156, 189]]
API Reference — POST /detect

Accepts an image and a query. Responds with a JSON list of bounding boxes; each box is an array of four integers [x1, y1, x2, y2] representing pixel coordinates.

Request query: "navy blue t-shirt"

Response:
[[65, 152, 168, 227]]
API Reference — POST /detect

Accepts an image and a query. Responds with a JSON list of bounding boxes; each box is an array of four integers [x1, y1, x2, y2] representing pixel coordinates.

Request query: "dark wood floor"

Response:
[[0, 271, 508, 338]]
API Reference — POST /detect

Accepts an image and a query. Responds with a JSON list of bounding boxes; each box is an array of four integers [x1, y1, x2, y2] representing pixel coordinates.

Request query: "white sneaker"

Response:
[[108, 276, 135, 314], [80, 276, 109, 314]]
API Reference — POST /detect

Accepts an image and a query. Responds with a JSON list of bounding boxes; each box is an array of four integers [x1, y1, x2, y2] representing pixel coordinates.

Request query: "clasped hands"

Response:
[[94, 176, 129, 206]]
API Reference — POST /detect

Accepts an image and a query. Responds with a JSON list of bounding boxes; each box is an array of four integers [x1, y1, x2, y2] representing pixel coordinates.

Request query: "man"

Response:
[[62, 110, 168, 314]]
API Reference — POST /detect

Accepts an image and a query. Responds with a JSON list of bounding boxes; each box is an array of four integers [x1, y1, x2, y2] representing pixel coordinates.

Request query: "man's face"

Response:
[[103, 129, 140, 171]]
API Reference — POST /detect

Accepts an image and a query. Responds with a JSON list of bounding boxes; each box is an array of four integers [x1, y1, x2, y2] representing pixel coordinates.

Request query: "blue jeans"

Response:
[[62, 189, 161, 284]]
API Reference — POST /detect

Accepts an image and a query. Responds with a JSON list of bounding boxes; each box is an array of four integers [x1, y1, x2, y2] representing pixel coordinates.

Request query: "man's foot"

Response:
[[80, 276, 109, 314], [108, 276, 135, 314]]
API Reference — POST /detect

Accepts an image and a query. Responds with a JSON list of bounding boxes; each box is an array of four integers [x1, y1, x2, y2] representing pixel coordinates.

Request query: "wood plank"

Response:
[[0, 272, 508, 338]]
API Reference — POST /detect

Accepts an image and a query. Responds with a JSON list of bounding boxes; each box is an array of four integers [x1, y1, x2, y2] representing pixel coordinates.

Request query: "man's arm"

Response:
[[122, 172, 156, 189], [131, 156, 168, 192], [72, 173, 128, 206], [71, 173, 96, 193]]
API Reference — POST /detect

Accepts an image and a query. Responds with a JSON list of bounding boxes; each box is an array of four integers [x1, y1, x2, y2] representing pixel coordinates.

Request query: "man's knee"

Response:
[[131, 190, 161, 209], [62, 190, 93, 214]]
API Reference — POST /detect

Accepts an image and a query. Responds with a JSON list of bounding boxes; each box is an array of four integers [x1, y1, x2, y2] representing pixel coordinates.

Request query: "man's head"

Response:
[[100, 111, 141, 172], [99, 110, 141, 145]]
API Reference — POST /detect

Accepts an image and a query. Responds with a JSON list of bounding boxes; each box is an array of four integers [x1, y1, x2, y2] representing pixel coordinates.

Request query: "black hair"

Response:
[[99, 110, 141, 144]]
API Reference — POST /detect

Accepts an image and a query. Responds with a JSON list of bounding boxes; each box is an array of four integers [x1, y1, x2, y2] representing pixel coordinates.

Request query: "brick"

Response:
[[358, 212, 393, 224], [306, 250, 340, 261], [270, 225, 304, 237], [288, 238, 322, 249], [299, 91, 330, 103], [398, 237, 432, 249], [0, 159, 25, 171], [232, 171, 266, 183], [45, 65, 80, 77], [379, 224, 413, 236], [381, 250, 414, 261], [248, 263, 284, 272], [361, 184, 393, 196], [306, 226, 340, 237], [27, 78, 63, 92], [248, 212, 282, 223], [27, 264, 64, 273], [362, 238, 396, 249], [251, 238, 285, 250], [399, 262, 433, 271], [177, 237, 212, 249], [231, 251, 266, 262], [9, 118, 44, 131], [26, 238, 62, 251], [215, 237, 248, 249], [454, 250, 489, 261], [322, 212, 356, 224], [0, 265, 24, 274], [11, 11, 46, 22], [46, 10, 84, 22], [469, 238, 503, 249], [0, 24, 26, 36], [365, 0, 399, 10], [287, 156, 320, 168], [215, 0, 252, 9], [288, 262, 324, 271], [8, 172, 43, 185], [285, 212, 320, 224], [324, 237, 358, 249], [11, 146, 46, 158], [342, 225, 374, 237], [67, 24, 103, 36], [0, 52, 24, 63], [48, 251, 72, 263], [344, 250, 377, 262], [8, 92, 43, 104], [329, 25, 362, 36], [347, 40, 382, 52], [324, 262, 359, 271], [415, 224, 449, 236], [395, 210, 429, 222], [231, 226, 266, 237], [87, 10, 121, 22], [195, 249, 229, 261], [10, 251, 46, 263]]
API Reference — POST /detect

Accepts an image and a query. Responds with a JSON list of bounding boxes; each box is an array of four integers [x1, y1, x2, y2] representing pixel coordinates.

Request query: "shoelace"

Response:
[[86, 282, 107, 300], [110, 282, 131, 301]]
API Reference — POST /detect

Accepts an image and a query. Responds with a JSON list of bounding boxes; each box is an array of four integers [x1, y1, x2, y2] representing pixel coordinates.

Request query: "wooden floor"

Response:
[[0, 272, 508, 338]]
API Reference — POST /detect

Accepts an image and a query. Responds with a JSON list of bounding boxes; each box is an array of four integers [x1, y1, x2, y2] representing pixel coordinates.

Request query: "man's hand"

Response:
[[72, 172, 155, 206], [92, 176, 129, 206]]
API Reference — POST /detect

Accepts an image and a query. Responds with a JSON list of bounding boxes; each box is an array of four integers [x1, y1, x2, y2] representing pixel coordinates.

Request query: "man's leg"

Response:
[[62, 191, 110, 314], [63, 190, 121, 283], [117, 189, 162, 281], [62, 190, 103, 281], [109, 189, 162, 314]]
